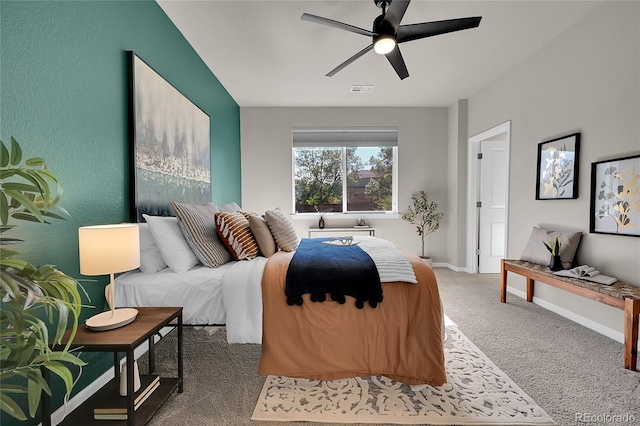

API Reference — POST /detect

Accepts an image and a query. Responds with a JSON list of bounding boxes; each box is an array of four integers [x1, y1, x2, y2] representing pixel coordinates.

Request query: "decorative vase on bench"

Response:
[[549, 255, 562, 271]]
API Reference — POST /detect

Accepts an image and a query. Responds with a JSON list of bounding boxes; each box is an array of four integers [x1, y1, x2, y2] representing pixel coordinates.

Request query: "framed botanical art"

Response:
[[590, 154, 640, 237], [128, 51, 211, 222], [536, 133, 580, 200]]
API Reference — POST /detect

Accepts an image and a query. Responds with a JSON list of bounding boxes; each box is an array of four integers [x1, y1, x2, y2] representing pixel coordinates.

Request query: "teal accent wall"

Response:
[[0, 1, 240, 424]]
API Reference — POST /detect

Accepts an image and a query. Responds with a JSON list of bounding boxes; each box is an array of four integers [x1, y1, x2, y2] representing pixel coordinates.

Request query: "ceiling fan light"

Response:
[[374, 35, 396, 54]]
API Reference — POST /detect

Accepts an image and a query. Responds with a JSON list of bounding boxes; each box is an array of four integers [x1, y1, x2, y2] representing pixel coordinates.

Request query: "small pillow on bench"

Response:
[[520, 226, 582, 270]]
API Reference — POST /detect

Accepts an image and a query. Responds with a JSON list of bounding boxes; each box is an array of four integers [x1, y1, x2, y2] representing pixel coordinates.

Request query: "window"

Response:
[[292, 127, 398, 214]]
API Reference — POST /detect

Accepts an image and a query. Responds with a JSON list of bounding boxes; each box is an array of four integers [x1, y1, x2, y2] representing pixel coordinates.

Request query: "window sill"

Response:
[[291, 213, 400, 220]]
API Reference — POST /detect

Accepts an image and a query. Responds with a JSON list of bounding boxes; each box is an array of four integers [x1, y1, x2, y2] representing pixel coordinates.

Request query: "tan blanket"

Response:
[[258, 248, 446, 386]]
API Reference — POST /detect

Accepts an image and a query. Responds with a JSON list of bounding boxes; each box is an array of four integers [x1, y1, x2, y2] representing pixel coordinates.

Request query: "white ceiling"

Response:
[[157, 0, 603, 107]]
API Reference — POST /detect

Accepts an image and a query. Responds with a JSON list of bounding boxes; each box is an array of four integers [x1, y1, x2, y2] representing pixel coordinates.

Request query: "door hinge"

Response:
[[476, 201, 482, 208], [477, 153, 483, 160]]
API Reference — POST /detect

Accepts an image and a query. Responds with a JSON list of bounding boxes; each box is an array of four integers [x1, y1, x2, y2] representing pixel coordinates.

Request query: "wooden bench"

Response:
[[501, 259, 640, 371]]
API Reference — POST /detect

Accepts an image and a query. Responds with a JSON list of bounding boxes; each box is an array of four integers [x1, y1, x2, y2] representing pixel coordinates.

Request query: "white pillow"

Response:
[[264, 208, 300, 252], [143, 214, 200, 273], [138, 223, 168, 273]]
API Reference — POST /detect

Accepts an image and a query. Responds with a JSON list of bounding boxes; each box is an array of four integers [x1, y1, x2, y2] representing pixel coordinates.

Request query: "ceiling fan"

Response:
[[301, 0, 482, 80]]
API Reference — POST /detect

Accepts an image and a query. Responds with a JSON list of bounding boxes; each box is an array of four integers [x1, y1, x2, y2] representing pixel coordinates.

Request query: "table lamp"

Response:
[[79, 223, 140, 330]]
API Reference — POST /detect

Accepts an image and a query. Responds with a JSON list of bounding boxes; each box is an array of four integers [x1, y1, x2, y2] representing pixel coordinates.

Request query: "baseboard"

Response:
[[42, 325, 174, 426], [433, 262, 467, 272], [506, 287, 640, 351]]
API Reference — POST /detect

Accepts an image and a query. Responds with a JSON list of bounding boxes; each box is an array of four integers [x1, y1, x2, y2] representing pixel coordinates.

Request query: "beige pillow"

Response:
[[244, 213, 277, 257], [520, 226, 582, 269], [264, 209, 300, 252], [214, 212, 259, 260], [170, 202, 232, 268]]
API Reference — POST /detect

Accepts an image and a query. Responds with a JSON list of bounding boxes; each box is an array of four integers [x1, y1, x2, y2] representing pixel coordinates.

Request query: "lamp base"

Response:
[[85, 308, 138, 331]]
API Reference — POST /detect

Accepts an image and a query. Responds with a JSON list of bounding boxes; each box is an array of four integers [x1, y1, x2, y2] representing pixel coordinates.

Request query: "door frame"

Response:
[[466, 121, 511, 274]]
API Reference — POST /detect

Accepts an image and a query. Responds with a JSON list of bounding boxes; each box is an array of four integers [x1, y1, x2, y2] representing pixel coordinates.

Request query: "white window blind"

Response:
[[292, 126, 398, 148]]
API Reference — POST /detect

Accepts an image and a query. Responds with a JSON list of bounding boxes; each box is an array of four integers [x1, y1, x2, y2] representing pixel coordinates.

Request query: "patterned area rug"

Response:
[[252, 318, 554, 425]]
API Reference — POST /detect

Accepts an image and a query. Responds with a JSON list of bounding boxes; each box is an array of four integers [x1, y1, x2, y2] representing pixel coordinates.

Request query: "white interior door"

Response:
[[478, 139, 508, 273]]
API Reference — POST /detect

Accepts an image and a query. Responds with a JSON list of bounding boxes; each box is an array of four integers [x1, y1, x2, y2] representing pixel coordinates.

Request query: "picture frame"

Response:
[[535, 133, 580, 200], [128, 51, 211, 222], [590, 154, 640, 237]]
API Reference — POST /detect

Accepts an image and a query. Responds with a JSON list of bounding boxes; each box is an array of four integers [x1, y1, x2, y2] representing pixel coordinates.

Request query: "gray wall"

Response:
[[240, 107, 450, 263], [468, 1, 639, 336], [447, 100, 469, 269]]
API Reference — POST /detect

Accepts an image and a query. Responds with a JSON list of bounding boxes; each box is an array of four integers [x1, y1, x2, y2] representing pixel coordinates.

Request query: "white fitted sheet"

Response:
[[114, 263, 234, 325]]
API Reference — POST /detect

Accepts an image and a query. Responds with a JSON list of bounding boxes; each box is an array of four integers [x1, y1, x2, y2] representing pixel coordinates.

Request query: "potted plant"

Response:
[[543, 236, 562, 271], [402, 191, 444, 266], [0, 137, 85, 420]]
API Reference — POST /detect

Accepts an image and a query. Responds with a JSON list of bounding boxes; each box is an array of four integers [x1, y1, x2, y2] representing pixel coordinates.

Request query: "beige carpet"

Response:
[[251, 318, 554, 425]]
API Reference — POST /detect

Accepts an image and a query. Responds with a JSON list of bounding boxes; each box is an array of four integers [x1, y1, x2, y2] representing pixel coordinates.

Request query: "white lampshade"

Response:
[[79, 224, 140, 276]]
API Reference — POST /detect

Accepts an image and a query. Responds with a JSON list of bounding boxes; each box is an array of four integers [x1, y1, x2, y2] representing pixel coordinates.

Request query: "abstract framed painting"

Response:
[[127, 51, 211, 222], [535, 133, 580, 200], [590, 154, 640, 237]]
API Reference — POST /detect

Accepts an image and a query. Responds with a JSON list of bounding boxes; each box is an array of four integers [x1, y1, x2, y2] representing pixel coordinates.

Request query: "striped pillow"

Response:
[[214, 212, 259, 260], [264, 209, 300, 252], [170, 202, 232, 268]]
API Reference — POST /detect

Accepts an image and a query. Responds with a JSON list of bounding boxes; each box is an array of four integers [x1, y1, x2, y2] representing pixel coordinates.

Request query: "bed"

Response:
[[113, 217, 445, 386]]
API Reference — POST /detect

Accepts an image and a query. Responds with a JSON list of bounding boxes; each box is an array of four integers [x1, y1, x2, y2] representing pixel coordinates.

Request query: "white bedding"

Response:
[[114, 264, 232, 325], [114, 258, 266, 343]]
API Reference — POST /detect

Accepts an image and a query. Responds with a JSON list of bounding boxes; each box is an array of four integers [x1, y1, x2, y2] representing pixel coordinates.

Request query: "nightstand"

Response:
[[44, 307, 183, 426]]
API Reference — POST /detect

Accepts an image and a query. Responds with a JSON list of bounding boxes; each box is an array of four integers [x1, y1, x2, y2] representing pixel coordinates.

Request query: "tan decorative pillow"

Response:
[[520, 226, 582, 269], [215, 212, 259, 260], [264, 209, 300, 252], [244, 212, 277, 257], [170, 202, 232, 268]]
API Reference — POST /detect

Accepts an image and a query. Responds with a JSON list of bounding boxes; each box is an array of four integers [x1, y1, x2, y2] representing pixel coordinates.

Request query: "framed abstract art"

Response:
[[535, 133, 580, 200], [127, 51, 211, 222], [590, 154, 640, 237]]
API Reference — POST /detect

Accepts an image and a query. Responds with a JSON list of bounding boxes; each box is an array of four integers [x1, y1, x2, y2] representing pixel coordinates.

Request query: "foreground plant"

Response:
[[1, 137, 86, 420]]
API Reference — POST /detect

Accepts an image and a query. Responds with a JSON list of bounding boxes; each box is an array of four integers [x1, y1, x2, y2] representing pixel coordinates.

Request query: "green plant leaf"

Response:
[[4, 190, 43, 222], [33, 351, 86, 366], [0, 140, 10, 167], [11, 212, 46, 223], [25, 157, 45, 167], [0, 193, 8, 225], [9, 137, 22, 166], [1, 182, 41, 193], [0, 384, 28, 394], [44, 361, 74, 395], [0, 169, 17, 179], [27, 373, 44, 417], [0, 392, 27, 421]]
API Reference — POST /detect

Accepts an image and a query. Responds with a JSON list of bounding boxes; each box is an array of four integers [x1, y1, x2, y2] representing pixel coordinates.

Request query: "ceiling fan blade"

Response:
[[385, 46, 409, 80], [397, 16, 482, 43], [326, 44, 374, 77], [302, 13, 376, 37], [384, 0, 411, 31]]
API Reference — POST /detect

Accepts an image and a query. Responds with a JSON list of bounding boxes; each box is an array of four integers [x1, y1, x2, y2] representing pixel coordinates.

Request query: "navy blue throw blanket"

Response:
[[285, 238, 383, 309]]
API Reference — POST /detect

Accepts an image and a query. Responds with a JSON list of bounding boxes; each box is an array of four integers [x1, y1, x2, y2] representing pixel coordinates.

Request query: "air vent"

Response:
[[350, 85, 373, 93]]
